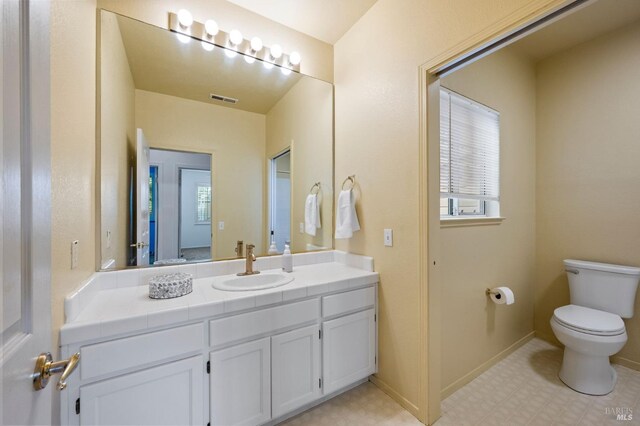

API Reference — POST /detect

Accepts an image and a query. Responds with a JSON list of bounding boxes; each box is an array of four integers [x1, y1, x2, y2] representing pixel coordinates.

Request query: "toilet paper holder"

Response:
[[486, 288, 501, 299]]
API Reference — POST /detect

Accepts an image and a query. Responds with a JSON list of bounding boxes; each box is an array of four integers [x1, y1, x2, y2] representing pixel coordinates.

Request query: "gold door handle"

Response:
[[33, 352, 80, 391]]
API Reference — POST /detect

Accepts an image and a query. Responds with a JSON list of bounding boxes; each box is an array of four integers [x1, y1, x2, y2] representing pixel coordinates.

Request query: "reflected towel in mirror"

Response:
[[305, 193, 321, 236]]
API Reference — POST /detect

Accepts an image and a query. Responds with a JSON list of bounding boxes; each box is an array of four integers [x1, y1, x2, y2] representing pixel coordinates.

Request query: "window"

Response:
[[196, 184, 211, 223], [440, 88, 500, 218]]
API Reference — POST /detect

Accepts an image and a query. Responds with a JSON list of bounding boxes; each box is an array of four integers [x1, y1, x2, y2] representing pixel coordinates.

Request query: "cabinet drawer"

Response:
[[209, 298, 320, 348], [322, 286, 375, 318], [80, 323, 204, 381]]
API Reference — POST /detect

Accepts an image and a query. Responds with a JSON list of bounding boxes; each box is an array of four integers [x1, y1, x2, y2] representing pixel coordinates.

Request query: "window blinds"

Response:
[[440, 88, 500, 202]]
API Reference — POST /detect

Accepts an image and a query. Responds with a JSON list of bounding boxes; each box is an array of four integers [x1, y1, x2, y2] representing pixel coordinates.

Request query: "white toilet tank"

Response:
[[564, 259, 640, 318]]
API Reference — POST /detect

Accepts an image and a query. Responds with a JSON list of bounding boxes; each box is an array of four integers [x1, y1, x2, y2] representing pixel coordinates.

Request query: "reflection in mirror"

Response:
[[99, 10, 333, 270]]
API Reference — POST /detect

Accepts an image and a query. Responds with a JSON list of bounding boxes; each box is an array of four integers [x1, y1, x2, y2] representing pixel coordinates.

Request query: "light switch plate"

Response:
[[384, 229, 393, 247], [71, 240, 79, 269], [218, 221, 224, 230], [299, 222, 304, 234]]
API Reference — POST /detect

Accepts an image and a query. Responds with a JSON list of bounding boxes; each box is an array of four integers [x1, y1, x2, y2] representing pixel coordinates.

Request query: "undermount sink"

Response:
[[212, 271, 295, 291]]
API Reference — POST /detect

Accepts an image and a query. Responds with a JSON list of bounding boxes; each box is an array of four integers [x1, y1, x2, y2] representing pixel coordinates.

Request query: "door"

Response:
[[80, 356, 203, 425], [135, 128, 150, 265], [1, 1, 54, 424], [210, 338, 271, 426], [322, 309, 376, 394], [272, 324, 321, 418]]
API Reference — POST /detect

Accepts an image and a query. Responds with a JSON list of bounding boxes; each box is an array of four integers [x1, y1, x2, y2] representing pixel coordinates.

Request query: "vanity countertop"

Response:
[[60, 258, 378, 346]]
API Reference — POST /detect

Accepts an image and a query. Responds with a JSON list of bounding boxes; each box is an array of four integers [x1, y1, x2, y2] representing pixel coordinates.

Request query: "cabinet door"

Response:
[[322, 309, 376, 394], [80, 356, 203, 426], [210, 338, 271, 426], [272, 325, 321, 418]]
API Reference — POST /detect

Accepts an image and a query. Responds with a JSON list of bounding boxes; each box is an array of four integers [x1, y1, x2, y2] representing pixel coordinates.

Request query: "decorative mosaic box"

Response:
[[148, 272, 193, 299]]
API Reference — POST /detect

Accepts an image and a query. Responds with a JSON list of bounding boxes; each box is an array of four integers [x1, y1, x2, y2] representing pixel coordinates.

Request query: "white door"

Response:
[[272, 324, 321, 418], [210, 338, 271, 426], [135, 128, 150, 265], [322, 309, 376, 394], [80, 356, 203, 425], [1, 1, 55, 424]]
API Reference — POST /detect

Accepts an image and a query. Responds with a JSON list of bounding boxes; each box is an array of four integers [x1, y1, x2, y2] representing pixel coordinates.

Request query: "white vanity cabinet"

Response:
[[61, 279, 377, 426], [79, 356, 204, 426]]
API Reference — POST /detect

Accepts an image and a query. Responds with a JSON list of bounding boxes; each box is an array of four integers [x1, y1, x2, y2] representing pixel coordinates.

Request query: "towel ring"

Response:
[[309, 182, 321, 194], [341, 175, 355, 190]]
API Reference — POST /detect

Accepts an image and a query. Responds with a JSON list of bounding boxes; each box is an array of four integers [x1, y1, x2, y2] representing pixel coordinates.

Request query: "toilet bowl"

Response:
[[550, 305, 627, 395], [550, 259, 640, 395]]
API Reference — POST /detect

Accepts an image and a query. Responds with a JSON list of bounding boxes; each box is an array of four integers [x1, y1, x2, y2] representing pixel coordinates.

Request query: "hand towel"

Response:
[[304, 193, 321, 236], [335, 189, 360, 239]]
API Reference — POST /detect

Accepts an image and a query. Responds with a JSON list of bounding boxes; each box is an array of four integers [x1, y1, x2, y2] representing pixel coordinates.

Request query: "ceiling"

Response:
[[116, 13, 302, 115], [510, 0, 640, 61], [225, 0, 378, 44]]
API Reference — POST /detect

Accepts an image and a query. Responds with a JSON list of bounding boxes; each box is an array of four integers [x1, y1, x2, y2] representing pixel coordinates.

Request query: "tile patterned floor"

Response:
[[280, 338, 640, 425], [437, 338, 640, 426], [281, 381, 423, 426]]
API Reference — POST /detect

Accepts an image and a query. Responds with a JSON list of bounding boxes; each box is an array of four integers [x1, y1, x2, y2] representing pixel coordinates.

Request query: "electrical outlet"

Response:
[[71, 240, 79, 269], [106, 230, 112, 249], [218, 221, 224, 230], [384, 229, 393, 247]]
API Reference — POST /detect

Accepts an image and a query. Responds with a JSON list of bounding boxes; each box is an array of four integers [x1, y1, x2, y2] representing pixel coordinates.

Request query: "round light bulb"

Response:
[[244, 55, 255, 64], [289, 51, 301, 66], [177, 9, 193, 28], [225, 49, 238, 58], [263, 61, 274, 70], [229, 29, 243, 46], [201, 41, 214, 52], [270, 44, 283, 59], [250, 37, 263, 52], [176, 32, 191, 44], [204, 19, 219, 37], [281, 67, 292, 76]]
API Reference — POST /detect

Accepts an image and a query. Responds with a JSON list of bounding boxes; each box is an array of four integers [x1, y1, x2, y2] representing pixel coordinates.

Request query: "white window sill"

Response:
[[440, 216, 506, 228]]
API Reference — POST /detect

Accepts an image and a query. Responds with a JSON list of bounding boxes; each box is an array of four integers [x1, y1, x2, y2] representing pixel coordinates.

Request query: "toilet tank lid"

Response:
[[554, 305, 625, 334], [564, 259, 640, 276]]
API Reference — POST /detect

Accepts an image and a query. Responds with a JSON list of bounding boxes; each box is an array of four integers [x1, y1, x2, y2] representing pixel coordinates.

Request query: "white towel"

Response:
[[335, 189, 360, 239], [304, 194, 321, 236]]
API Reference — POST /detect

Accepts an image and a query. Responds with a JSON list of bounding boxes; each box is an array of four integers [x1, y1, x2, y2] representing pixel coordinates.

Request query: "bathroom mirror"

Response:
[[98, 10, 334, 270]]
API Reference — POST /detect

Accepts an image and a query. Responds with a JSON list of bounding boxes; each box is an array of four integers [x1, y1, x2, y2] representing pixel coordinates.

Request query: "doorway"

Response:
[[178, 168, 212, 261], [270, 150, 291, 253]]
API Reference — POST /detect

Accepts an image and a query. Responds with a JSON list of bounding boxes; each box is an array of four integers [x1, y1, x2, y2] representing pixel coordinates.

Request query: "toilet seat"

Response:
[[553, 305, 625, 336]]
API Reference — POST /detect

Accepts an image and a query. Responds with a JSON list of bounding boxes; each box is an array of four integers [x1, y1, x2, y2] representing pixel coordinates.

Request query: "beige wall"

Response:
[[99, 11, 135, 269], [135, 90, 266, 258], [535, 21, 640, 366], [96, 0, 333, 82], [266, 78, 334, 253], [51, 0, 97, 351], [439, 47, 537, 393]]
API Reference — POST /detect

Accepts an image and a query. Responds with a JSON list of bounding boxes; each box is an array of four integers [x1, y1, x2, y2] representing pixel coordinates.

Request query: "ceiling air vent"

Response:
[[210, 93, 239, 104]]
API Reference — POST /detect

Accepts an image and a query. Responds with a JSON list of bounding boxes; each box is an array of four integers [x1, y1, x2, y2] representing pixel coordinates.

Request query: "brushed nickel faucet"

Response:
[[238, 244, 260, 276]]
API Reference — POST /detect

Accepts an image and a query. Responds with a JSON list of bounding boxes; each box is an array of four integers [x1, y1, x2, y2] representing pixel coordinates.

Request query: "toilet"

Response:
[[551, 259, 640, 395]]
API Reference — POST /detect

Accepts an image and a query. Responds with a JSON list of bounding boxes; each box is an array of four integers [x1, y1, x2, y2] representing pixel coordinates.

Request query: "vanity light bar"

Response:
[[168, 11, 301, 73]]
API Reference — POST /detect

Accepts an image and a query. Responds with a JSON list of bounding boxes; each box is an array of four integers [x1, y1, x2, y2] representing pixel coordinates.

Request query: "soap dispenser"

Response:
[[268, 231, 278, 255], [282, 242, 293, 273]]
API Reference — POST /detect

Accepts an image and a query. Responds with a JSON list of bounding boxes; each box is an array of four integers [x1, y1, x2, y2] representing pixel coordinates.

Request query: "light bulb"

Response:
[[270, 44, 283, 59], [201, 41, 214, 51], [205, 19, 219, 37], [289, 51, 301, 66], [225, 49, 238, 58], [244, 55, 255, 64], [250, 37, 263, 52], [176, 32, 191, 44], [229, 29, 243, 46], [281, 67, 292, 76], [263, 61, 274, 69], [177, 9, 193, 28]]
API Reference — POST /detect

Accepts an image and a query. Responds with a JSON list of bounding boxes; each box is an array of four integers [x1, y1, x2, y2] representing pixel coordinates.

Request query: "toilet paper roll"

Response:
[[489, 286, 515, 305]]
